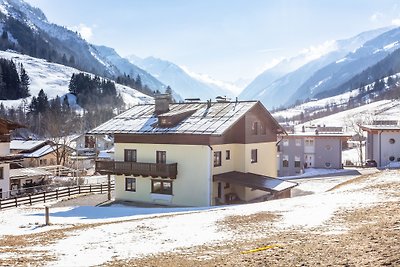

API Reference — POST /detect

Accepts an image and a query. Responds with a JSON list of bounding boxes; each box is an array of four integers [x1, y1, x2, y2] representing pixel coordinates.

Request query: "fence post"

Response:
[[44, 192, 46, 203], [90, 184, 92, 193], [45, 206, 50, 226], [56, 189, 58, 200], [68, 187, 70, 197], [0, 199, 2, 210], [100, 183, 103, 194], [79, 186, 81, 194], [29, 194, 32, 205], [15, 197, 18, 207], [108, 174, 111, 201]]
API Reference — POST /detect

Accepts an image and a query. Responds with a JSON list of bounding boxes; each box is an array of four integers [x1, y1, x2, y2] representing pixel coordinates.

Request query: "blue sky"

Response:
[[24, 0, 400, 83]]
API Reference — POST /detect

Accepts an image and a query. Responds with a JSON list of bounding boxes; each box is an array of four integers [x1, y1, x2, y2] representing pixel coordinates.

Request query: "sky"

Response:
[[23, 0, 400, 84]]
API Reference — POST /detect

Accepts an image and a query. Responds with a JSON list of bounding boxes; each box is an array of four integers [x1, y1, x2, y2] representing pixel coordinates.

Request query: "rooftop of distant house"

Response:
[[281, 125, 352, 138], [360, 120, 400, 131]]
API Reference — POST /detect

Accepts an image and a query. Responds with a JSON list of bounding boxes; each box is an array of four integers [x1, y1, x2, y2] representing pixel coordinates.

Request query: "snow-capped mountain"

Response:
[[240, 27, 392, 108], [0, 50, 152, 109], [0, 0, 167, 94], [92, 46, 169, 96], [287, 26, 400, 106], [128, 56, 238, 100]]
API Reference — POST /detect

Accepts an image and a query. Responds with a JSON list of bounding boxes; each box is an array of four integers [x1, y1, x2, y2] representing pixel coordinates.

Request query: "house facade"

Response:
[[278, 127, 351, 177], [0, 118, 24, 199], [361, 121, 400, 167], [90, 97, 296, 207]]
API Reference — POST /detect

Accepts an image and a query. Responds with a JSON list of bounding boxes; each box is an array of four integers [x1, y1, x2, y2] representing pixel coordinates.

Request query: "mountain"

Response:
[[240, 27, 392, 108], [92, 46, 168, 95], [0, 50, 152, 109], [128, 56, 238, 100], [0, 0, 167, 94], [288, 26, 400, 105]]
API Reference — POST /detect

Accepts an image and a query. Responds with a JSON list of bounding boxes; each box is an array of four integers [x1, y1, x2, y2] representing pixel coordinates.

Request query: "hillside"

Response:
[[239, 27, 391, 108], [0, 170, 399, 265], [0, 50, 153, 109]]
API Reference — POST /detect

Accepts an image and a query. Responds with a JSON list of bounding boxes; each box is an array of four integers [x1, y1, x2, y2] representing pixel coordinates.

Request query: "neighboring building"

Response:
[[278, 126, 351, 177], [9, 167, 52, 197], [360, 120, 400, 167], [11, 140, 73, 167], [0, 118, 24, 199], [71, 134, 113, 154], [90, 96, 297, 206]]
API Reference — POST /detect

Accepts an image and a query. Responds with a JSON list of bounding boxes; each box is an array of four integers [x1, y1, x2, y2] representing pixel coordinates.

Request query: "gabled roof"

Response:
[[88, 101, 283, 136], [10, 140, 48, 151], [22, 145, 55, 158], [360, 125, 400, 132]]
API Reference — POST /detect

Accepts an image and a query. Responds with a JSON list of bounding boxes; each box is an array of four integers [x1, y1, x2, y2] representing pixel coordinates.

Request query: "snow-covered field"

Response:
[[0, 169, 398, 266], [0, 50, 153, 109]]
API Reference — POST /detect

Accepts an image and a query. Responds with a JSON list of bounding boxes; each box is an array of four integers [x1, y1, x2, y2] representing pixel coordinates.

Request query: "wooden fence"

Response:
[[0, 183, 114, 210]]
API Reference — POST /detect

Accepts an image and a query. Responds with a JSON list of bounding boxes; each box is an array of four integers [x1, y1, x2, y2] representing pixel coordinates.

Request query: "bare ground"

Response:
[[1, 170, 399, 266]]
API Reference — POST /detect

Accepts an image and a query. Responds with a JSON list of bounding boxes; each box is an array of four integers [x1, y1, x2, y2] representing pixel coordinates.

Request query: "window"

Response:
[[224, 183, 230, 189], [325, 162, 331, 168], [251, 149, 258, 163], [156, 151, 166, 164], [295, 139, 301, 146], [125, 177, 136, 192], [389, 138, 396, 144], [389, 156, 395, 161], [0, 167, 3, 179], [282, 155, 289, 168], [226, 150, 231, 160], [294, 156, 301, 168], [124, 149, 137, 162], [282, 139, 289, 146], [252, 121, 258, 135], [151, 180, 172, 195], [214, 151, 222, 167], [305, 139, 314, 146]]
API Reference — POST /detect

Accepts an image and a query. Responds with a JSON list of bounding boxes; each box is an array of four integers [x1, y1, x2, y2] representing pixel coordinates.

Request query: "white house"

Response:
[[89, 96, 297, 207]]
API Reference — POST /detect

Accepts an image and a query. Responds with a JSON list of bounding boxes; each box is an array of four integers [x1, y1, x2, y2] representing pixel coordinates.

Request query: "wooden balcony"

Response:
[[95, 160, 178, 179]]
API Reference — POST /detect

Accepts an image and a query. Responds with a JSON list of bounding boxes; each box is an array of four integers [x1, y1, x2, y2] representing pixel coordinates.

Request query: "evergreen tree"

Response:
[[19, 63, 30, 97]]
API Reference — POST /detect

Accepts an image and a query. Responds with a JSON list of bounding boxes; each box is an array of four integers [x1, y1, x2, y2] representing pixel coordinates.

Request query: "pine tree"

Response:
[[19, 63, 30, 97]]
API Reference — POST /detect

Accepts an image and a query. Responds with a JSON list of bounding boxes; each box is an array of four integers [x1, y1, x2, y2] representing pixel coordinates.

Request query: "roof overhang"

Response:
[[213, 171, 298, 193]]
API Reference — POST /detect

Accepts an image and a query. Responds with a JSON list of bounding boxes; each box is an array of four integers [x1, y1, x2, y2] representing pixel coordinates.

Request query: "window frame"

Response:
[[125, 177, 136, 192], [251, 149, 258, 163], [151, 180, 173, 195], [156, 151, 166, 164], [226, 150, 231, 160], [124, 149, 137, 162], [214, 151, 222, 167]]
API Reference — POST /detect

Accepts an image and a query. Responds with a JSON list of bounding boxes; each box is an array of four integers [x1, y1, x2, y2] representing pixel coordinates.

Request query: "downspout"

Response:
[[379, 130, 383, 167], [208, 144, 213, 206]]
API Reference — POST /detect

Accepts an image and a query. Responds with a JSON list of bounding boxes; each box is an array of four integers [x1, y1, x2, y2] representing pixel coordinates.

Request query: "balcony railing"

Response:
[[95, 160, 178, 179]]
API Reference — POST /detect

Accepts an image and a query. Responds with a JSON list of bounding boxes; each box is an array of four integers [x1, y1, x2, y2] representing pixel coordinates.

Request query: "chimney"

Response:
[[154, 94, 170, 114]]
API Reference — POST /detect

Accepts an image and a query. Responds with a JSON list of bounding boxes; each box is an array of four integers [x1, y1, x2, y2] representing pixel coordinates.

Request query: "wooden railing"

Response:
[[96, 160, 178, 179], [0, 183, 114, 210]]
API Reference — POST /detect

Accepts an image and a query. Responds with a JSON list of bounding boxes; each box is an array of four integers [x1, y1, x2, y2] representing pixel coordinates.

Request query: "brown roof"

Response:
[[88, 101, 284, 136], [0, 118, 24, 134]]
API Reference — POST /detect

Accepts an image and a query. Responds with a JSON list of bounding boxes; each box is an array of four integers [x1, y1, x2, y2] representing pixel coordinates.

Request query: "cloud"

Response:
[[257, 48, 284, 54], [392, 18, 400, 26], [70, 23, 94, 41], [370, 12, 383, 22]]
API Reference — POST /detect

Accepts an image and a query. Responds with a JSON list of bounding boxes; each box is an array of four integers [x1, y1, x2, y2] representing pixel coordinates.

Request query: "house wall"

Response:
[[370, 131, 400, 167], [114, 143, 211, 207], [0, 163, 10, 199], [211, 142, 277, 203], [23, 153, 57, 167], [0, 142, 10, 156], [278, 138, 304, 177], [314, 138, 342, 169]]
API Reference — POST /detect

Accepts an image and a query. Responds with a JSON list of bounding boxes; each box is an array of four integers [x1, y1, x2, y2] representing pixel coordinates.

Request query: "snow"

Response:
[[0, 50, 153, 109], [280, 168, 351, 180], [0, 169, 396, 266]]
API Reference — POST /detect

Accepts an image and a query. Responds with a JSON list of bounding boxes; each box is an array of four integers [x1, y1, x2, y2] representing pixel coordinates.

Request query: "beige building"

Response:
[[90, 96, 297, 207], [0, 118, 24, 199]]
